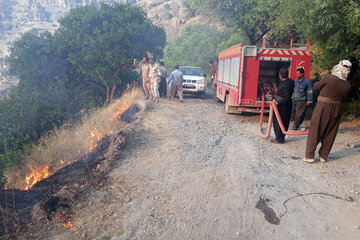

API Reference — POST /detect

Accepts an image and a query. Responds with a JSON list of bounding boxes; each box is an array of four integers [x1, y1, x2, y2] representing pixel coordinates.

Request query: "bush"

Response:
[[343, 101, 360, 118]]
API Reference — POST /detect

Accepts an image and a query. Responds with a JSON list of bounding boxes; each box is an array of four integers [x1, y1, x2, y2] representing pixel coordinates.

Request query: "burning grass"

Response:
[[4, 88, 144, 190]]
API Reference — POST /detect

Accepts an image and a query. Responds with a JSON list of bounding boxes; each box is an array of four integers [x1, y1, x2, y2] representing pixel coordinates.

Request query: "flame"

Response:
[[111, 100, 131, 121], [24, 165, 51, 190], [87, 128, 104, 153], [8, 96, 132, 190], [55, 211, 77, 231]]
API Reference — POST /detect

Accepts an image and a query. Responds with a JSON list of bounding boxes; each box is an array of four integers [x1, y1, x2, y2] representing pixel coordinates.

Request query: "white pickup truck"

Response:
[[179, 66, 207, 99]]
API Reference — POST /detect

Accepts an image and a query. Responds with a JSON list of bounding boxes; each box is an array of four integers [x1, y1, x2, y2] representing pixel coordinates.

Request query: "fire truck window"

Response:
[[230, 57, 240, 87], [224, 59, 231, 84], [218, 60, 224, 83]]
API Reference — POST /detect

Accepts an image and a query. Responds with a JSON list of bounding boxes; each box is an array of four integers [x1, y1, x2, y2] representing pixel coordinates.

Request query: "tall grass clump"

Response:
[[4, 89, 144, 189]]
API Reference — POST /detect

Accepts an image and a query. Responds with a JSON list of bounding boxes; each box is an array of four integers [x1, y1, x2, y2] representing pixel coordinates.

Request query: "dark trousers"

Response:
[[305, 102, 342, 160], [273, 103, 292, 143], [159, 77, 167, 97], [292, 100, 307, 129]]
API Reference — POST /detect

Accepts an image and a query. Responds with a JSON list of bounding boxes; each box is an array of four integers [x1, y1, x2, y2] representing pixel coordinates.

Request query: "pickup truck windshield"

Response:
[[179, 67, 203, 76]]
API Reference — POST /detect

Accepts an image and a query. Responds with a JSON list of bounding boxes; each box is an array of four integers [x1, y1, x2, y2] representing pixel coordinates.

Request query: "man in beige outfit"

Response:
[[148, 58, 162, 103], [134, 57, 150, 99]]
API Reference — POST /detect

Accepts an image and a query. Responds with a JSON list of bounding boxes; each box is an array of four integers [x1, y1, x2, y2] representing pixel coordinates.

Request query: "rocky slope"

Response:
[[0, 0, 196, 96], [0, 0, 194, 56]]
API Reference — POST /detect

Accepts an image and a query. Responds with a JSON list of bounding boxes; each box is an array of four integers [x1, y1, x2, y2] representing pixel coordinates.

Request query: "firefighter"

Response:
[[304, 60, 352, 163], [134, 57, 150, 100], [271, 68, 294, 144], [291, 68, 313, 130]]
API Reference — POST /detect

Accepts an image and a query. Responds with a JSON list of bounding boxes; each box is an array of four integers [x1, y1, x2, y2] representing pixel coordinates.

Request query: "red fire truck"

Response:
[[215, 40, 312, 114]]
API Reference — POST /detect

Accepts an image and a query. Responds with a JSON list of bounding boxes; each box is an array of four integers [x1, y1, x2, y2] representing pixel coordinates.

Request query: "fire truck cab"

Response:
[[215, 40, 311, 113]]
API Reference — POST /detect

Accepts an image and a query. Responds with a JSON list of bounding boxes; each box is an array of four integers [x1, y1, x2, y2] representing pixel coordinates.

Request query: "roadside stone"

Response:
[[350, 143, 360, 149], [124, 197, 131, 203]]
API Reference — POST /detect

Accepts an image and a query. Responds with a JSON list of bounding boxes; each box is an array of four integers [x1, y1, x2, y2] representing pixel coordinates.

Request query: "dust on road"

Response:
[[35, 93, 360, 240]]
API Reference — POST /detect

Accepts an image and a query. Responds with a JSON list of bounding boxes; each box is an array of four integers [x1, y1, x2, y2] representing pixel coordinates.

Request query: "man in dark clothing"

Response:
[[271, 68, 294, 144], [304, 60, 352, 163], [291, 68, 313, 130], [159, 62, 168, 98]]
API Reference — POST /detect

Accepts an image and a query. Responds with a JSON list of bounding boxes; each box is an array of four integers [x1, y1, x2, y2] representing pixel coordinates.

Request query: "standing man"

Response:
[[159, 62, 168, 98], [168, 65, 184, 102], [134, 57, 150, 100], [271, 68, 294, 144], [291, 68, 313, 130], [208, 59, 218, 88], [148, 58, 162, 103], [304, 60, 352, 163]]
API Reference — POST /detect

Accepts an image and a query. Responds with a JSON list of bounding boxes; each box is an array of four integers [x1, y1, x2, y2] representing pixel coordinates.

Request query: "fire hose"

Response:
[[259, 93, 309, 138]]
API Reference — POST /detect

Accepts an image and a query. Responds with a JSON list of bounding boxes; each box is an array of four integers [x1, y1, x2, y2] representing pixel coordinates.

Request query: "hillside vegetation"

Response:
[[0, 3, 165, 185]]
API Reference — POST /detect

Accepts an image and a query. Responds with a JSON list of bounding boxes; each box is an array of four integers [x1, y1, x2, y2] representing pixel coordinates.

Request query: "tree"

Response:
[[183, 0, 282, 45], [217, 29, 250, 52], [283, 0, 360, 69], [0, 3, 166, 183], [56, 3, 166, 104], [163, 25, 222, 71]]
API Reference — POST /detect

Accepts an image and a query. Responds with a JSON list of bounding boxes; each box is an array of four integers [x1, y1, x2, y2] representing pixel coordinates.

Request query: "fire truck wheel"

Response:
[[225, 94, 242, 114], [225, 95, 231, 114]]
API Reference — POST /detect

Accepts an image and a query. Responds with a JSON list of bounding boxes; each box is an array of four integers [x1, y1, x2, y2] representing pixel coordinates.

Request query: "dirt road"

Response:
[[28, 93, 360, 240]]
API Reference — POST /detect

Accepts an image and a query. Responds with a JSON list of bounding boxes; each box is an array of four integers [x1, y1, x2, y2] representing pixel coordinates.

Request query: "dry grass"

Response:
[[4, 88, 144, 189]]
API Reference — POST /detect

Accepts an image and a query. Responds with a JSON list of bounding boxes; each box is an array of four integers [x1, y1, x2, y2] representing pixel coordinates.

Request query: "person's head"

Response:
[[279, 68, 289, 80], [296, 68, 305, 79], [149, 58, 154, 65], [331, 60, 352, 80], [160, 61, 164, 66], [174, 65, 179, 70]]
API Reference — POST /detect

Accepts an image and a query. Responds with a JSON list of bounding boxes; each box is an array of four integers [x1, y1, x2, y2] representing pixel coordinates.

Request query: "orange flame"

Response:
[[111, 100, 131, 121], [24, 165, 51, 190], [87, 128, 104, 153], [55, 211, 77, 231], [9, 98, 132, 190]]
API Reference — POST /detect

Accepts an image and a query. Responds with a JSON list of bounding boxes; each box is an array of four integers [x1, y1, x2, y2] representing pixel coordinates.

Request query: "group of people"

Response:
[[135, 57, 352, 163], [272, 60, 352, 163], [134, 57, 185, 102]]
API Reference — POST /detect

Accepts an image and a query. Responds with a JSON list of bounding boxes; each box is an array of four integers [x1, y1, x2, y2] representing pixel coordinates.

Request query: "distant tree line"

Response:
[[0, 3, 166, 184]]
